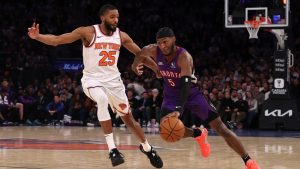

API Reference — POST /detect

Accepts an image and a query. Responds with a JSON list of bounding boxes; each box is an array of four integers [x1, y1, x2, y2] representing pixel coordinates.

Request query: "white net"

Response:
[[244, 20, 261, 39]]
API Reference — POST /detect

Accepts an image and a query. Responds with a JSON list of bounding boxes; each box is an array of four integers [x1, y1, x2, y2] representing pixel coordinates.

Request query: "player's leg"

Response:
[[196, 96, 260, 169], [82, 85, 124, 167], [107, 84, 163, 168], [208, 116, 260, 169]]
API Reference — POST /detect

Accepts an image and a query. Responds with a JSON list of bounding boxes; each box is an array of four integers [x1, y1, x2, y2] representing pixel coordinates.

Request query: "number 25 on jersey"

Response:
[[99, 51, 116, 66]]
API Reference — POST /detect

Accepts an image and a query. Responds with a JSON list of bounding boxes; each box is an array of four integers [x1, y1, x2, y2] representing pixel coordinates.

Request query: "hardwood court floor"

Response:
[[0, 126, 300, 169]]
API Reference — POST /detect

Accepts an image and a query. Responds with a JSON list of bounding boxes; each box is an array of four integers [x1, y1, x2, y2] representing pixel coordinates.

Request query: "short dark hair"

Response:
[[156, 27, 175, 39], [98, 4, 117, 16]]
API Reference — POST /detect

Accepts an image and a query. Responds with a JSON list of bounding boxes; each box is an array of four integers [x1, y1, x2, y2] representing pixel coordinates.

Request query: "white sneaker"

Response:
[[87, 122, 95, 127]]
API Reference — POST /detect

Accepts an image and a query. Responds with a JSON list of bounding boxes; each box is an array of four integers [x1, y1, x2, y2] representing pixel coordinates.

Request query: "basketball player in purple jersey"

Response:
[[132, 27, 260, 169]]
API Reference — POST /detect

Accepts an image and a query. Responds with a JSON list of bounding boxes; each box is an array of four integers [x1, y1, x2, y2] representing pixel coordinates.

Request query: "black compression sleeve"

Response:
[[175, 76, 191, 113]]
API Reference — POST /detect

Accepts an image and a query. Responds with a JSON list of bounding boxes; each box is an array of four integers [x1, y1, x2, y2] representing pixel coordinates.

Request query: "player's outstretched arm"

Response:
[[120, 31, 141, 55], [132, 44, 159, 76], [120, 32, 159, 75], [28, 22, 85, 46]]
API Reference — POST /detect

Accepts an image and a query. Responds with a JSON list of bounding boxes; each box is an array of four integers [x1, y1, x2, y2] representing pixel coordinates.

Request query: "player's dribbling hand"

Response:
[[28, 22, 40, 39], [165, 111, 180, 118]]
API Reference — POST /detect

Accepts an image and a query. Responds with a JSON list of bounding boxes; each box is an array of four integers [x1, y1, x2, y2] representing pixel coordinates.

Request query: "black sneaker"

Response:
[[109, 148, 125, 167], [139, 145, 163, 168]]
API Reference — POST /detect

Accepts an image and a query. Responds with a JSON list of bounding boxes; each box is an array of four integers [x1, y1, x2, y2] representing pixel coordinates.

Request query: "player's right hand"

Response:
[[166, 111, 180, 118], [28, 22, 40, 39]]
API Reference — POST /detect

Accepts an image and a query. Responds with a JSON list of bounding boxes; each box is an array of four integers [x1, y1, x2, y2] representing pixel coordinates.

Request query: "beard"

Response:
[[164, 43, 176, 56], [104, 20, 117, 32]]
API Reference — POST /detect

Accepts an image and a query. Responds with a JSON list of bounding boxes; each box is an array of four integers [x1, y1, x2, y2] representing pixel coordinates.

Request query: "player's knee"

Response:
[[97, 109, 111, 121]]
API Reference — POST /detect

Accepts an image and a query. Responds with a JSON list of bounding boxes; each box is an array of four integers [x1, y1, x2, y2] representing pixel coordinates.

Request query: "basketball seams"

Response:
[[168, 117, 179, 132], [160, 121, 172, 132], [160, 116, 185, 142]]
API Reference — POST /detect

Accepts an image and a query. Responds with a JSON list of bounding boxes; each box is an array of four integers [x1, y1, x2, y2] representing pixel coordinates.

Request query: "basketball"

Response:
[[159, 116, 185, 142]]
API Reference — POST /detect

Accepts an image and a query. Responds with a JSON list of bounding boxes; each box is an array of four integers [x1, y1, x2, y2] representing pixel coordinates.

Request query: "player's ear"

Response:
[[100, 16, 105, 22], [172, 36, 176, 43]]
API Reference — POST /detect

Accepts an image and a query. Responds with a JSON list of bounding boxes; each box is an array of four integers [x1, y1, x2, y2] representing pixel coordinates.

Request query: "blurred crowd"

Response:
[[0, 0, 300, 129]]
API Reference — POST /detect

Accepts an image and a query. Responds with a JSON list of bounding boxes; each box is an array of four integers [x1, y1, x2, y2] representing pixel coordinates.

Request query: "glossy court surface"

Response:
[[1, 126, 299, 169]]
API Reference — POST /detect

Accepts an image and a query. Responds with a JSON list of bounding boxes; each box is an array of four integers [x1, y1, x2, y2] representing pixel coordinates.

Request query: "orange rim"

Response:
[[244, 20, 261, 28]]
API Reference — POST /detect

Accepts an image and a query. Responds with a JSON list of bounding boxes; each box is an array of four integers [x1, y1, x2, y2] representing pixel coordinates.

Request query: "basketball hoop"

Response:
[[244, 20, 261, 39]]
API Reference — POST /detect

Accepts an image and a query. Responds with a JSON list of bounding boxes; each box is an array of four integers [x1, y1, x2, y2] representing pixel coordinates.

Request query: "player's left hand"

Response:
[[28, 22, 40, 39]]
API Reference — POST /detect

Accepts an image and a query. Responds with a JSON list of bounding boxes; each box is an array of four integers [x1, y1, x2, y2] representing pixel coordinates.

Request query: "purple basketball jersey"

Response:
[[156, 47, 216, 120]]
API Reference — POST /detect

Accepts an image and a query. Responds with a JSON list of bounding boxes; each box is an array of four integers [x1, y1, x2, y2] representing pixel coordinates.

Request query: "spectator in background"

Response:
[[67, 93, 86, 126], [0, 80, 24, 124], [127, 89, 140, 124], [137, 91, 150, 127], [127, 81, 146, 100], [18, 86, 38, 125], [261, 82, 271, 101], [219, 91, 234, 124], [35, 89, 49, 124], [246, 91, 258, 128], [84, 97, 98, 127], [0, 90, 14, 124], [231, 89, 239, 103], [147, 88, 162, 127], [231, 93, 249, 129], [238, 82, 248, 100], [46, 95, 64, 125], [253, 85, 264, 113], [209, 92, 221, 112]]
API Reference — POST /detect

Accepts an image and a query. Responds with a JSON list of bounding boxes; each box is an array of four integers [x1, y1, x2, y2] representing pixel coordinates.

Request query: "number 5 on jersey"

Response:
[[99, 51, 116, 66], [167, 79, 175, 86]]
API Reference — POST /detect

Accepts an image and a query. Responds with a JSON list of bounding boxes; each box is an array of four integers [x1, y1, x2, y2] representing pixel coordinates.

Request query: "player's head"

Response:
[[99, 4, 119, 32], [156, 27, 176, 56]]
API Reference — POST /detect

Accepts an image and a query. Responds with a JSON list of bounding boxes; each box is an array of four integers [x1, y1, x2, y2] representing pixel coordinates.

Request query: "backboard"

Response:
[[224, 0, 290, 28]]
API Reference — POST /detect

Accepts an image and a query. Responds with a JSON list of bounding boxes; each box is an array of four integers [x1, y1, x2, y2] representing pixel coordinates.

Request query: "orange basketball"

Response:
[[159, 116, 185, 142]]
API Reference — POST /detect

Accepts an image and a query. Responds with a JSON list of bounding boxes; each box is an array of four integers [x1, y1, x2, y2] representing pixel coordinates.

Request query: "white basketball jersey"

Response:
[[82, 25, 122, 82]]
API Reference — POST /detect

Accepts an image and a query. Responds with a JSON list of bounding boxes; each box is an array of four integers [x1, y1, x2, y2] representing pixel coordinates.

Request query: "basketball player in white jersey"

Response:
[[28, 4, 163, 168]]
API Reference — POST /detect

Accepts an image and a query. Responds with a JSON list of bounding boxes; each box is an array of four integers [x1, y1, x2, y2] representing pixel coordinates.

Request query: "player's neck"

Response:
[[99, 24, 113, 36]]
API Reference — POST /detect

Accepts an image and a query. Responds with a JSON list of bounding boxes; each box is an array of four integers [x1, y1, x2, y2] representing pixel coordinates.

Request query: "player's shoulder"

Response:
[[83, 25, 95, 33], [119, 31, 131, 43], [178, 47, 192, 59], [73, 25, 95, 34]]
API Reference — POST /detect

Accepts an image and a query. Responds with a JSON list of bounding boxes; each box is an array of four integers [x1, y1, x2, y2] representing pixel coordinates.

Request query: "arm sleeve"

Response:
[[175, 76, 191, 113]]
